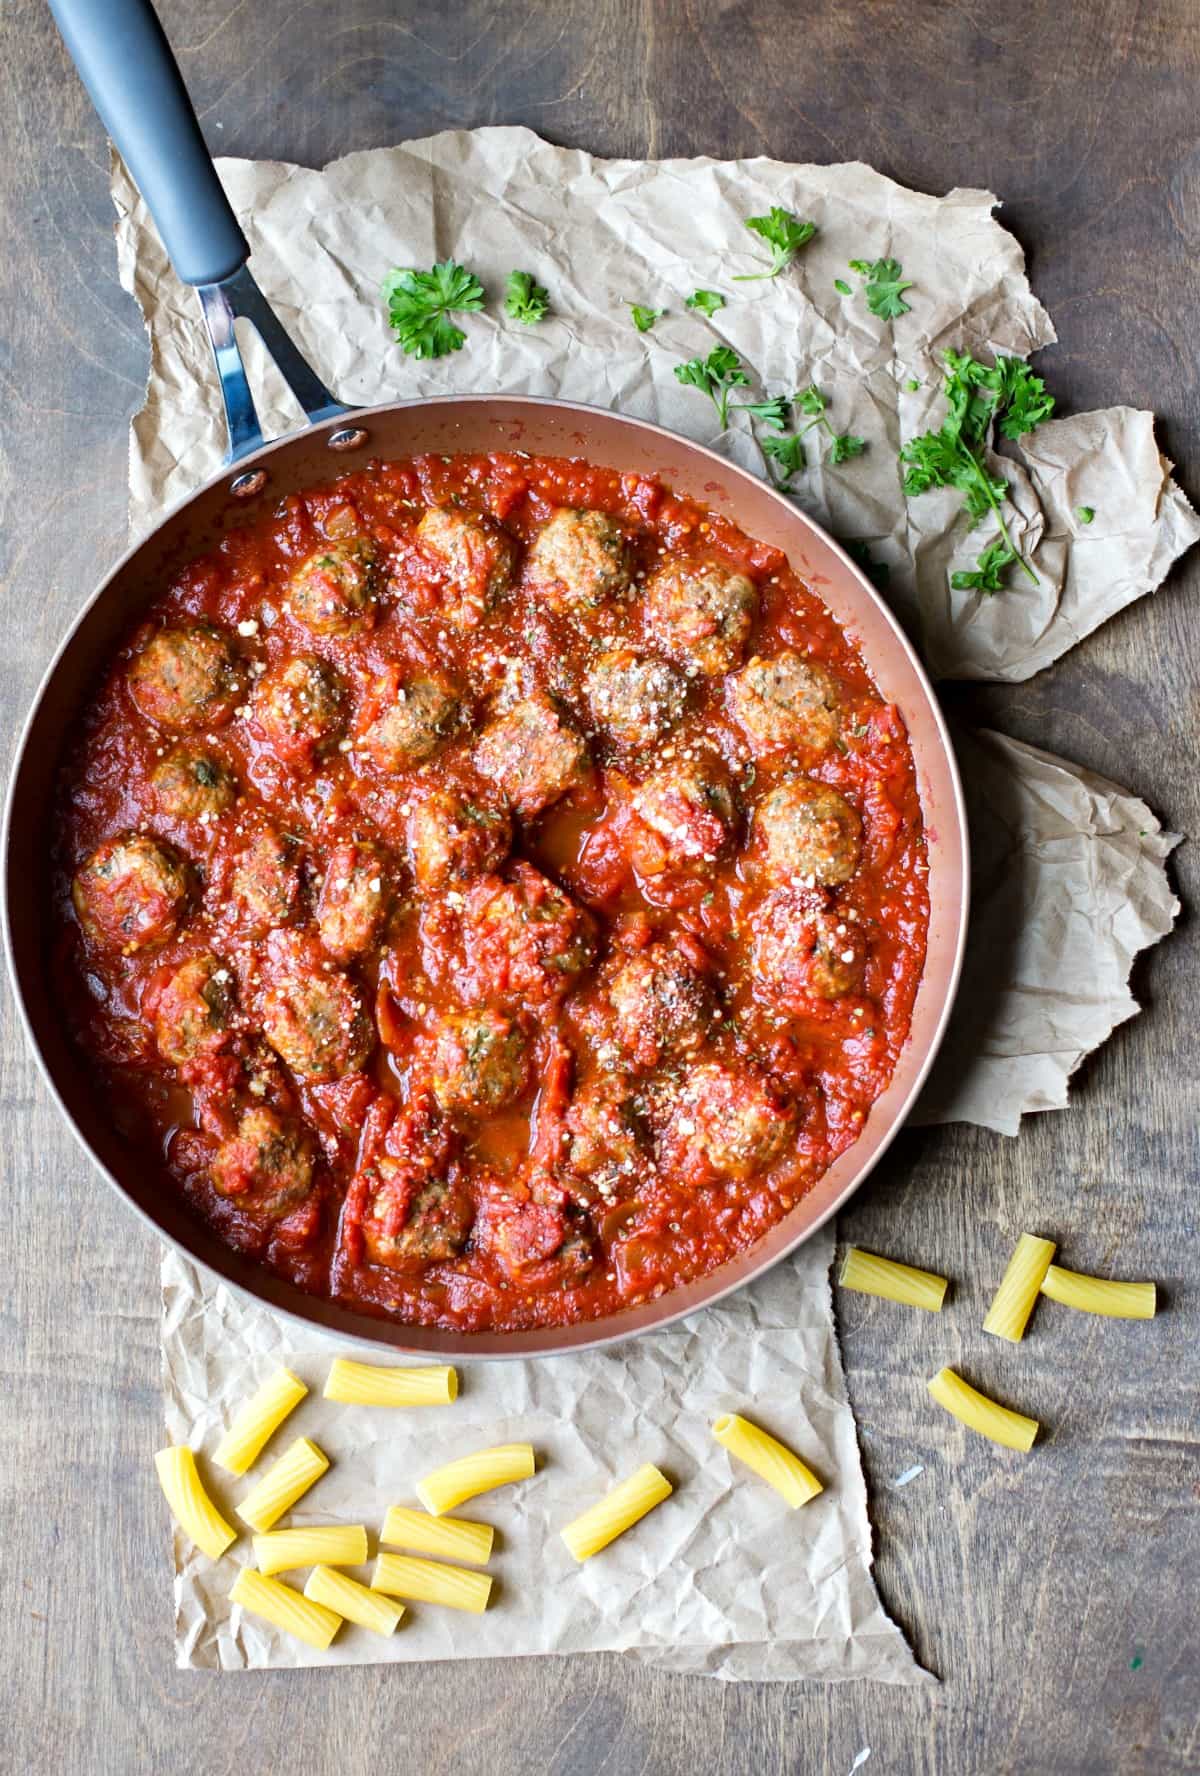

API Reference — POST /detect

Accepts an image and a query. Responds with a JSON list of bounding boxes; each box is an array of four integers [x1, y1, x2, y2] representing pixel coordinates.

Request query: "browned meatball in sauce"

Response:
[[751, 888, 867, 1005], [360, 1163, 475, 1268], [287, 538, 377, 634], [225, 823, 303, 937], [459, 862, 597, 1006], [73, 833, 191, 954], [604, 940, 712, 1071], [749, 779, 862, 887], [631, 753, 737, 875], [259, 929, 374, 1081], [353, 667, 460, 771], [472, 693, 589, 820], [152, 953, 236, 1065], [584, 647, 687, 750], [211, 1104, 316, 1218], [128, 624, 242, 732], [251, 656, 344, 761], [415, 505, 516, 628], [316, 839, 389, 961], [727, 651, 841, 761], [525, 508, 631, 613], [643, 557, 756, 676], [659, 1061, 795, 1184], [405, 784, 512, 893], [427, 1008, 529, 1116], [150, 746, 237, 821]]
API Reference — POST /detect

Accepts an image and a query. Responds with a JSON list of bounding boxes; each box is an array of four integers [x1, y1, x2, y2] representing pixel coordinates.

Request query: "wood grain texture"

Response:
[[2, 1, 1198, 1771]]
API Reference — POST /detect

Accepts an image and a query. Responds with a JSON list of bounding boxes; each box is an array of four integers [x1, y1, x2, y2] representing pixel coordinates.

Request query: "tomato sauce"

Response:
[[53, 451, 929, 1333]]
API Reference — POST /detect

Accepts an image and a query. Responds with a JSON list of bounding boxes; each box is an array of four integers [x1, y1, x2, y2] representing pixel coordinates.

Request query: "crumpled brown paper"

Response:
[[111, 127, 1190, 1680]]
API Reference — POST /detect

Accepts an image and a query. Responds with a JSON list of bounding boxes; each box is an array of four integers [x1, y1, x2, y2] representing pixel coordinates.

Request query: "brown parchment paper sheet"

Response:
[[111, 127, 1191, 1678]]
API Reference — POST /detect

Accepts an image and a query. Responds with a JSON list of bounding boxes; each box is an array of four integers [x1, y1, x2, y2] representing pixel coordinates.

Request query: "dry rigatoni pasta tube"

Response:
[[415, 1443, 535, 1516], [839, 1246, 948, 1311], [983, 1234, 1057, 1341], [712, 1414, 823, 1508], [380, 1504, 494, 1566], [323, 1358, 458, 1407], [236, 1437, 330, 1532], [212, 1367, 308, 1476], [252, 1524, 368, 1576], [230, 1566, 342, 1651], [559, 1464, 673, 1562], [928, 1367, 1039, 1452], [371, 1552, 493, 1613], [304, 1565, 404, 1636], [154, 1446, 238, 1560], [1040, 1265, 1157, 1319]]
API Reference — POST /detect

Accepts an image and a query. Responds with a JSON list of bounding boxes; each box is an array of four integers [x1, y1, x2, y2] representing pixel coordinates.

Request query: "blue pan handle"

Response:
[[48, 0, 346, 462], [48, 0, 248, 287]]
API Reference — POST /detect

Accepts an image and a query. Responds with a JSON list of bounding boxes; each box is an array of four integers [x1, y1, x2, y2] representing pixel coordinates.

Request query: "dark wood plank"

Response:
[[2, 2, 1197, 1771]]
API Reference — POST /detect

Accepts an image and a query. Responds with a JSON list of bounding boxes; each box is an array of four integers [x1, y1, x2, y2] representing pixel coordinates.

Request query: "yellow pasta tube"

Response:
[[212, 1367, 308, 1476], [983, 1234, 1057, 1341], [304, 1565, 405, 1636], [252, 1524, 368, 1576], [323, 1358, 459, 1407], [230, 1566, 342, 1651], [712, 1414, 823, 1508], [559, 1463, 673, 1562], [370, 1552, 493, 1613], [236, 1437, 330, 1532], [154, 1446, 238, 1560], [380, 1505, 494, 1566], [928, 1367, 1039, 1452], [1040, 1265, 1157, 1320], [415, 1443, 535, 1517], [839, 1246, 948, 1312]]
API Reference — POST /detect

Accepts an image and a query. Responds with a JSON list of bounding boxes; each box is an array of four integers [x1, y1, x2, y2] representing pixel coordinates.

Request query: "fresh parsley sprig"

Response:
[[382, 260, 486, 359], [796, 384, 866, 464], [674, 345, 750, 428], [848, 256, 914, 319], [900, 349, 1056, 589], [730, 395, 792, 430], [950, 536, 1019, 593], [630, 304, 662, 333], [686, 289, 726, 317], [761, 432, 807, 488], [505, 270, 550, 324], [735, 207, 818, 281], [751, 385, 865, 488]]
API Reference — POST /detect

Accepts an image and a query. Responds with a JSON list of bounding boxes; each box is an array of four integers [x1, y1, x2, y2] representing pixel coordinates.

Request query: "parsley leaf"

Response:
[[630, 304, 662, 333], [862, 256, 913, 318], [735, 208, 818, 281], [686, 289, 726, 317], [950, 536, 1019, 593], [674, 345, 750, 428], [906, 377, 920, 391], [796, 385, 828, 418], [1077, 505, 1096, 524], [829, 432, 867, 463], [761, 432, 807, 486], [504, 270, 550, 325], [731, 395, 792, 430], [834, 277, 853, 296], [900, 349, 1057, 587], [382, 260, 486, 359]]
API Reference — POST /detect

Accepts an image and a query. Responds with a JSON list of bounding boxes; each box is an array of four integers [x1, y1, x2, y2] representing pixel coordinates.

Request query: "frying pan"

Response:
[[4, 0, 969, 1358]]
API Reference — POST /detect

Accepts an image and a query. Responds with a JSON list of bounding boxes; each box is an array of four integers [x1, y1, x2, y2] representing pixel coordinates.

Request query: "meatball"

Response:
[[150, 746, 237, 821], [482, 1193, 594, 1285], [406, 785, 512, 893], [643, 557, 756, 676], [727, 651, 841, 760], [416, 505, 516, 628], [525, 508, 631, 613], [227, 823, 303, 937], [353, 666, 460, 771], [427, 1008, 529, 1116], [316, 839, 389, 961], [749, 778, 862, 887], [251, 655, 344, 761], [127, 624, 242, 732], [259, 930, 374, 1081], [584, 647, 687, 750], [152, 953, 236, 1064], [604, 941, 712, 1070], [460, 863, 597, 1006], [661, 1061, 795, 1183], [287, 539, 377, 634], [73, 833, 191, 954], [361, 1164, 474, 1268], [211, 1104, 316, 1218], [631, 753, 737, 874], [752, 889, 867, 1005], [565, 1073, 646, 1180], [472, 693, 589, 820]]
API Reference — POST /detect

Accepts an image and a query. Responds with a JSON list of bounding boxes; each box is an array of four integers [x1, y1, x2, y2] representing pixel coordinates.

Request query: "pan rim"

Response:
[[3, 392, 969, 1360]]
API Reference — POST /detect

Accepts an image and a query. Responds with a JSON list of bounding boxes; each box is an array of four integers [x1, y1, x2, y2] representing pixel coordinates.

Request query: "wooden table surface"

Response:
[[3, 3, 1197, 1771]]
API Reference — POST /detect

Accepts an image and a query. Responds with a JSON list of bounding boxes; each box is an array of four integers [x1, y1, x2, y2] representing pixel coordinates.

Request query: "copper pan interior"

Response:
[[4, 396, 968, 1358]]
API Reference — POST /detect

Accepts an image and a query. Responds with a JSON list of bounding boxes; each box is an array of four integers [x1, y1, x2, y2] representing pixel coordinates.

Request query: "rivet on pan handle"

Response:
[[49, 0, 347, 465]]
